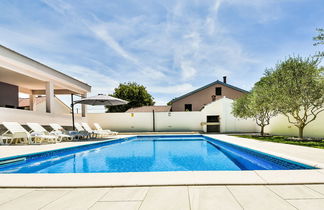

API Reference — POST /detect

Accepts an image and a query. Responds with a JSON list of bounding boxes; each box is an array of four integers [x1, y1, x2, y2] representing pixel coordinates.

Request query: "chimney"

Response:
[[223, 76, 227, 84]]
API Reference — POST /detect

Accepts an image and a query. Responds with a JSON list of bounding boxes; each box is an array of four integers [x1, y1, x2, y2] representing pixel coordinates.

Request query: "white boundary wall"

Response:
[[86, 112, 202, 132], [265, 112, 324, 138], [0, 107, 85, 126], [87, 97, 258, 133]]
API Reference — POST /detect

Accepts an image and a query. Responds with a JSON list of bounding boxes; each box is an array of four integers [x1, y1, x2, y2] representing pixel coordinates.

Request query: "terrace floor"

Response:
[[1, 185, 324, 210]]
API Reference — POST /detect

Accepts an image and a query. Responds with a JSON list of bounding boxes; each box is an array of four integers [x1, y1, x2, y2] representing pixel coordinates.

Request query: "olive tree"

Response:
[[313, 28, 324, 57], [232, 77, 277, 136], [268, 56, 324, 138]]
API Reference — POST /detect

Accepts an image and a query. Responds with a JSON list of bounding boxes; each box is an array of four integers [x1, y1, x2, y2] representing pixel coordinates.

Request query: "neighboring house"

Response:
[[19, 96, 71, 114], [126, 106, 171, 113], [170, 77, 248, 111]]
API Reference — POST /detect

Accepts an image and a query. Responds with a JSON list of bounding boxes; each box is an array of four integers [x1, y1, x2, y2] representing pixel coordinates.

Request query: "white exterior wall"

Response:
[[87, 97, 258, 133], [265, 112, 324, 138], [86, 112, 203, 132], [86, 112, 154, 132], [201, 97, 257, 133], [34, 98, 71, 114], [0, 107, 84, 126], [154, 112, 202, 131]]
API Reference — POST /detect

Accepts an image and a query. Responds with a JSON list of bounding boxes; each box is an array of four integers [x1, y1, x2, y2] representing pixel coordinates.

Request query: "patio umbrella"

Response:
[[71, 94, 128, 130]]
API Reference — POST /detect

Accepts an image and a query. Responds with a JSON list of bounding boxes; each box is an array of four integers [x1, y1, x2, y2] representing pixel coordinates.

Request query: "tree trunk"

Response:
[[298, 126, 304, 139], [260, 126, 265, 136]]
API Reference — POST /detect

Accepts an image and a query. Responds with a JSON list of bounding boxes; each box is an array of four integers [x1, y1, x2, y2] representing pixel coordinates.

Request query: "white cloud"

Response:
[[150, 84, 195, 94], [180, 61, 197, 80]]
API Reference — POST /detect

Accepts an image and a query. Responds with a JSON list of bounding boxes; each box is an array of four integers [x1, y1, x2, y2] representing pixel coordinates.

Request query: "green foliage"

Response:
[[313, 28, 324, 57], [313, 28, 324, 46], [106, 82, 155, 112], [232, 76, 277, 136], [267, 56, 324, 138]]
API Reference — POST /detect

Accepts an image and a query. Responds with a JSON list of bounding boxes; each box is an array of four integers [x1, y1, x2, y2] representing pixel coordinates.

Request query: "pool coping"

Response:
[[1, 134, 324, 187]]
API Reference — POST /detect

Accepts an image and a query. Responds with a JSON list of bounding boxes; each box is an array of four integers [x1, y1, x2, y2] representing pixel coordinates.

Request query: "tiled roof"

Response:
[[126, 106, 171, 113], [170, 80, 249, 103]]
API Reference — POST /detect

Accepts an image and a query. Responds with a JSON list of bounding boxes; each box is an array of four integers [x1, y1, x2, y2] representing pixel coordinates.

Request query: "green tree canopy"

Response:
[[267, 56, 324, 138], [106, 82, 155, 112], [232, 76, 277, 136]]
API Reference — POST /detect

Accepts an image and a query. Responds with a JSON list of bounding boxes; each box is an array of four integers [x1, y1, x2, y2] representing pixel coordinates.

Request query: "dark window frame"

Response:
[[184, 104, 192, 111], [215, 87, 222, 96]]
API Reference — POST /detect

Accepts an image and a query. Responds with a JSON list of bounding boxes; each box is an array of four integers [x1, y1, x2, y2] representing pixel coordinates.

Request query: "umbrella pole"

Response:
[[71, 94, 75, 130]]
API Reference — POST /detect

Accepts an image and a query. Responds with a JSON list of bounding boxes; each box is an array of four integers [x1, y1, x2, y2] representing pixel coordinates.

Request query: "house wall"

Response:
[[171, 83, 245, 111], [0, 81, 18, 108], [265, 112, 324, 138]]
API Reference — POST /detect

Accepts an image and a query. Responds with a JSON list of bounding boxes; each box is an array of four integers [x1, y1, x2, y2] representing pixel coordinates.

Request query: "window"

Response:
[[215, 87, 222, 96], [184, 104, 192, 111]]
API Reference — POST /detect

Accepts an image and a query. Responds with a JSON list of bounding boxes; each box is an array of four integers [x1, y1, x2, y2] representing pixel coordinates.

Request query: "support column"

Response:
[[45, 81, 54, 113], [81, 93, 87, 117], [29, 94, 36, 111]]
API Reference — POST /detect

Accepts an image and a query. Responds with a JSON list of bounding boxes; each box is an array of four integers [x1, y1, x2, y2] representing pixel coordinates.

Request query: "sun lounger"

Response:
[[26, 123, 61, 143], [74, 123, 92, 139], [80, 122, 104, 138], [93, 123, 118, 135], [27, 123, 71, 143], [0, 135, 12, 145], [2, 122, 51, 144], [49, 123, 83, 140]]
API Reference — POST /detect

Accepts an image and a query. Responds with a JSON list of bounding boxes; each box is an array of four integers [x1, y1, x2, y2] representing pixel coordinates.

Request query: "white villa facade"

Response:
[[0, 45, 91, 126]]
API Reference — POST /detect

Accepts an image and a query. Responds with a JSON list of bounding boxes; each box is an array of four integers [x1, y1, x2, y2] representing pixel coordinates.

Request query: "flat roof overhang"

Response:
[[0, 45, 91, 95]]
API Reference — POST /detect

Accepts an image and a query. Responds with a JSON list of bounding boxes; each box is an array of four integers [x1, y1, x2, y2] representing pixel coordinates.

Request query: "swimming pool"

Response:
[[0, 135, 316, 173]]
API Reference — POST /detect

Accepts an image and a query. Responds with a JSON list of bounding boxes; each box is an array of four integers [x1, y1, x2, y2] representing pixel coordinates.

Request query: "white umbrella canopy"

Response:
[[74, 94, 128, 106]]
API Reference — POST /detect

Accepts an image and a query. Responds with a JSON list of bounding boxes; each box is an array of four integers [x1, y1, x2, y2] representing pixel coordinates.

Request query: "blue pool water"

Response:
[[0, 135, 315, 173]]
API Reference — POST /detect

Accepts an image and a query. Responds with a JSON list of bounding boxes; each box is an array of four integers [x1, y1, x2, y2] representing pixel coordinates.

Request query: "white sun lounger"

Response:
[[26, 123, 61, 144], [80, 122, 103, 138], [27, 123, 70, 143], [49, 123, 83, 140], [2, 122, 50, 144], [75, 123, 91, 139], [93, 123, 118, 135]]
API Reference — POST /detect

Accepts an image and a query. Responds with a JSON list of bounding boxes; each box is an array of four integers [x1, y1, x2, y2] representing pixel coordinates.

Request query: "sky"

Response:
[[1, 0, 323, 112]]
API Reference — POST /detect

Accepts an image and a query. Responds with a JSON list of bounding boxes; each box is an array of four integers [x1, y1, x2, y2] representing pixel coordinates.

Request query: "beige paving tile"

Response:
[[0, 190, 69, 210], [189, 186, 242, 210], [125, 171, 195, 185], [306, 184, 324, 195], [228, 185, 296, 210], [139, 186, 190, 210], [193, 171, 265, 184], [90, 201, 141, 210], [0, 189, 34, 205], [288, 199, 324, 210], [267, 185, 324, 199], [256, 170, 324, 184], [100, 187, 148, 201], [41, 188, 108, 210]]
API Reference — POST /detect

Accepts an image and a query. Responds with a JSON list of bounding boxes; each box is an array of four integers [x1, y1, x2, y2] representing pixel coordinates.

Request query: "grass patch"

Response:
[[233, 135, 324, 149]]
